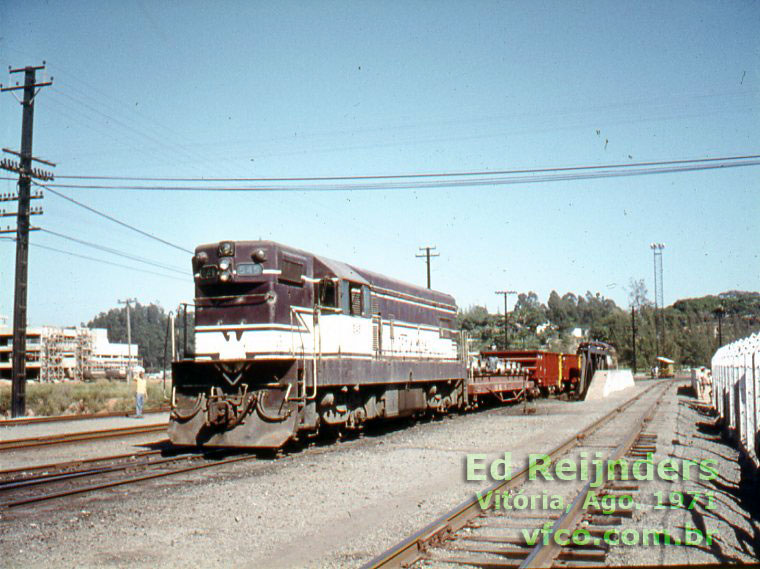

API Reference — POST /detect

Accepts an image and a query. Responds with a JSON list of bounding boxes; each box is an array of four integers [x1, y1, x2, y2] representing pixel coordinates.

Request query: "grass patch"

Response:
[[0, 379, 171, 418]]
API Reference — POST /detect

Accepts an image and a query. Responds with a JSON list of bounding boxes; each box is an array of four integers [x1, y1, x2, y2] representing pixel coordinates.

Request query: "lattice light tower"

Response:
[[650, 242, 665, 357]]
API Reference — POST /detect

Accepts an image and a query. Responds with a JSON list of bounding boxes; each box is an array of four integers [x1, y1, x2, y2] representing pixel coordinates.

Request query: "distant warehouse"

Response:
[[0, 326, 140, 382]]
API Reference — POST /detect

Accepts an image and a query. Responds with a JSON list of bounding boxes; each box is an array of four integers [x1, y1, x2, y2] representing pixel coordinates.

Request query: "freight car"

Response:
[[468, 355, 535, 404], [169, 240, 467, 448], [477, 349, 580, 396], [472, 341, 611, 403]]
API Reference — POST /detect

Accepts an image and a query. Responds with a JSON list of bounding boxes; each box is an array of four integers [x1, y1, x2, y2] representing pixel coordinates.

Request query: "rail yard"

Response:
[[1, 242, 759, 569], [2, 3, 759, 568], [1, 367, 758, 568]]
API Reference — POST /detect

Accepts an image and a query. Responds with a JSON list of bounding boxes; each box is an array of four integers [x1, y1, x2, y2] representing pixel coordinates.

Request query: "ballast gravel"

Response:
[[604, 384, 760, 566], [1, 379, 757, 568]]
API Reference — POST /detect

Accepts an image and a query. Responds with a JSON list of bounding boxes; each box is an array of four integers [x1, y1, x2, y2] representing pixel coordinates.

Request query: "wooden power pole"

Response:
[[416, 246, 439, 289], [1, 63, 54, 417]]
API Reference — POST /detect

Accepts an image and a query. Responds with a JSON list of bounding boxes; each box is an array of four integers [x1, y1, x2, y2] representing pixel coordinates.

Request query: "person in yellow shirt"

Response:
[[135, 369, 147, 418]]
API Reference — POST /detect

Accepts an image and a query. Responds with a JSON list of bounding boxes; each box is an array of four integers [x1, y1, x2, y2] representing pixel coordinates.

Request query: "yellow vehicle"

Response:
[[654, 356, 675, 378]]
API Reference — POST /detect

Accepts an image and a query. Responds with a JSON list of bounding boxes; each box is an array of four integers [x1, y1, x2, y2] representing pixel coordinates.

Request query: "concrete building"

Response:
[[0, 326, 139, 381], [88, 328, 141, 380]]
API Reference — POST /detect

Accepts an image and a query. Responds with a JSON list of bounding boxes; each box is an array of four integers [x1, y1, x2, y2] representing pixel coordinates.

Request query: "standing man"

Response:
[[135, 367, 147, 418]]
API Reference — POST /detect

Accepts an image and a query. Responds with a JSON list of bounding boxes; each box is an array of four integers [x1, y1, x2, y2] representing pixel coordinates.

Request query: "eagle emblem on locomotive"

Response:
[[169, 240, 466, 448]]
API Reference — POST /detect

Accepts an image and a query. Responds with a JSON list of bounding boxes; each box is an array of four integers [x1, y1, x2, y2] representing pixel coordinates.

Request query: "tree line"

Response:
[[458, 284, 760, 369]]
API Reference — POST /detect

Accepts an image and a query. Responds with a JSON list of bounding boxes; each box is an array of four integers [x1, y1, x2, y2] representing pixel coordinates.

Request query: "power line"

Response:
[[0, 236, 187, 281], [49, 87, 206, 169], [53, 153, 760, 182], [33, 181, 193, 254], [44, 156, 760, 192], [40, 228, 190, 275]]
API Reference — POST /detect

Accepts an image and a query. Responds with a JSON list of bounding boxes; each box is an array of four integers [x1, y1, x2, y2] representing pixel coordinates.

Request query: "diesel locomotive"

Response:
[[168, 240, 613, 449], [169, 240, 467, 448]]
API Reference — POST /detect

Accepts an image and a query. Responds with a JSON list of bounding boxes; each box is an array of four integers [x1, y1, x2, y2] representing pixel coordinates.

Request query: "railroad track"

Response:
[[0, 446, 254, 509], [0, 432, 348, 509], [0, 423, 168, 452], [362, 380, 672, 569], [0, 406, 169, 427]]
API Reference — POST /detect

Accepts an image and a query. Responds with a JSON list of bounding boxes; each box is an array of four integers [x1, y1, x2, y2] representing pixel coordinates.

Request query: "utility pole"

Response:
[[170, 312, 176, 361], [631, 306, 637, 374], [650, 243, 665, 359], [495, 290, 516, 349], [0, 63, 54, 418], [715, 305, 725, 347], [118, 299, 137, 382], [162, 310, 174, 393], [416, 246, 439, 289]]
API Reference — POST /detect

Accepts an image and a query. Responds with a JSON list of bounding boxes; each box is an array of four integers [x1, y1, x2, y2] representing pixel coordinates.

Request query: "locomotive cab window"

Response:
[[349, 284, 363, 316], [362, 286, 371, 317], [439, 317, 453, 339], [340, 281, 365, 316], [317, 279, 338, 308]]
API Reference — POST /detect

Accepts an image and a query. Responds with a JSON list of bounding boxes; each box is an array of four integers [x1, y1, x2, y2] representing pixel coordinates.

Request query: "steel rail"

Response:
[[0, 448, 162, 476], [360, 380, 665, 569], [1, 453, 262, 508], [0, 406, 170, 427], [0, 449, 163, 484], [0, 423, 167, 451], [0, 452, 208, 492], [519, 383, 668, 568]]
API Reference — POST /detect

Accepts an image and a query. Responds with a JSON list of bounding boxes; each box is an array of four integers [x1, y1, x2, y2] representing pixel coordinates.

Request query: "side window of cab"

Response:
[[338, 281, 368, 317], [317, 279, 338, 308]]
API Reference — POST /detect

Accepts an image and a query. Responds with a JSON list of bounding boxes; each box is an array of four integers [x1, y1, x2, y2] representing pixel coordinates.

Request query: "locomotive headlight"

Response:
[[219, 270, 231, 282], [251, 248, 267, 263], [218, 258, 231, 271], [218, 241, 235, 257]]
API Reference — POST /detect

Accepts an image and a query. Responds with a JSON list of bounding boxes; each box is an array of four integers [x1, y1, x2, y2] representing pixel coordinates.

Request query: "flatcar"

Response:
[[473, 341, 612, 402], [169, 240, 467, 448], [477, 349, 580, 396]]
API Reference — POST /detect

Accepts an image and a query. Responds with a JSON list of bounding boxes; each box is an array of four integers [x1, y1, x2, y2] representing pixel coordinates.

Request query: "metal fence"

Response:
[[711, 332, 760, 469]]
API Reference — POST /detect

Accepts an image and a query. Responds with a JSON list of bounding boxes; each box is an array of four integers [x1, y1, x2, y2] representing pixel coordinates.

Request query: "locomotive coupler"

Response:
[[205, 385, 256, 429]]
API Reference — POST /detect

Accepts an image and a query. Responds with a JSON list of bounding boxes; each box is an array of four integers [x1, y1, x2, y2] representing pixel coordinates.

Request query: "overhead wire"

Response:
[[53, 153, 760, 182], [43, 93, 177, 168], [49, 87, 207, 169], [0, 237, 188, 282], [50, 72, 219, 169], [32, 181, 193, 254], [43, 156, 760, 192], [40, 229, 190, 275], [44, 70, 357, 243]]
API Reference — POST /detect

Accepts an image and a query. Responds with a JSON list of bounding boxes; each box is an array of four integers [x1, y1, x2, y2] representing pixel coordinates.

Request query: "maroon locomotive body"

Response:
[[169, 240, 467, 448]]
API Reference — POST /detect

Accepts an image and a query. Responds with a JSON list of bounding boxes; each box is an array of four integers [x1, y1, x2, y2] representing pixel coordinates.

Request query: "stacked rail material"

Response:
[[468, 357, 533, 403], [711, 332, 760, 469], [479, 350, 580, 394]]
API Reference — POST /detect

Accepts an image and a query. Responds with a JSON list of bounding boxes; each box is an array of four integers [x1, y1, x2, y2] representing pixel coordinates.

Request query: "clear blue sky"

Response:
[[0, 1, 758, 326]]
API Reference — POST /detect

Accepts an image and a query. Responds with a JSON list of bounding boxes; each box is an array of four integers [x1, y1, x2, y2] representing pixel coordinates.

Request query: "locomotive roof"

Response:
[[198, 240, 456, 307], [314, 256, 369, 286]]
